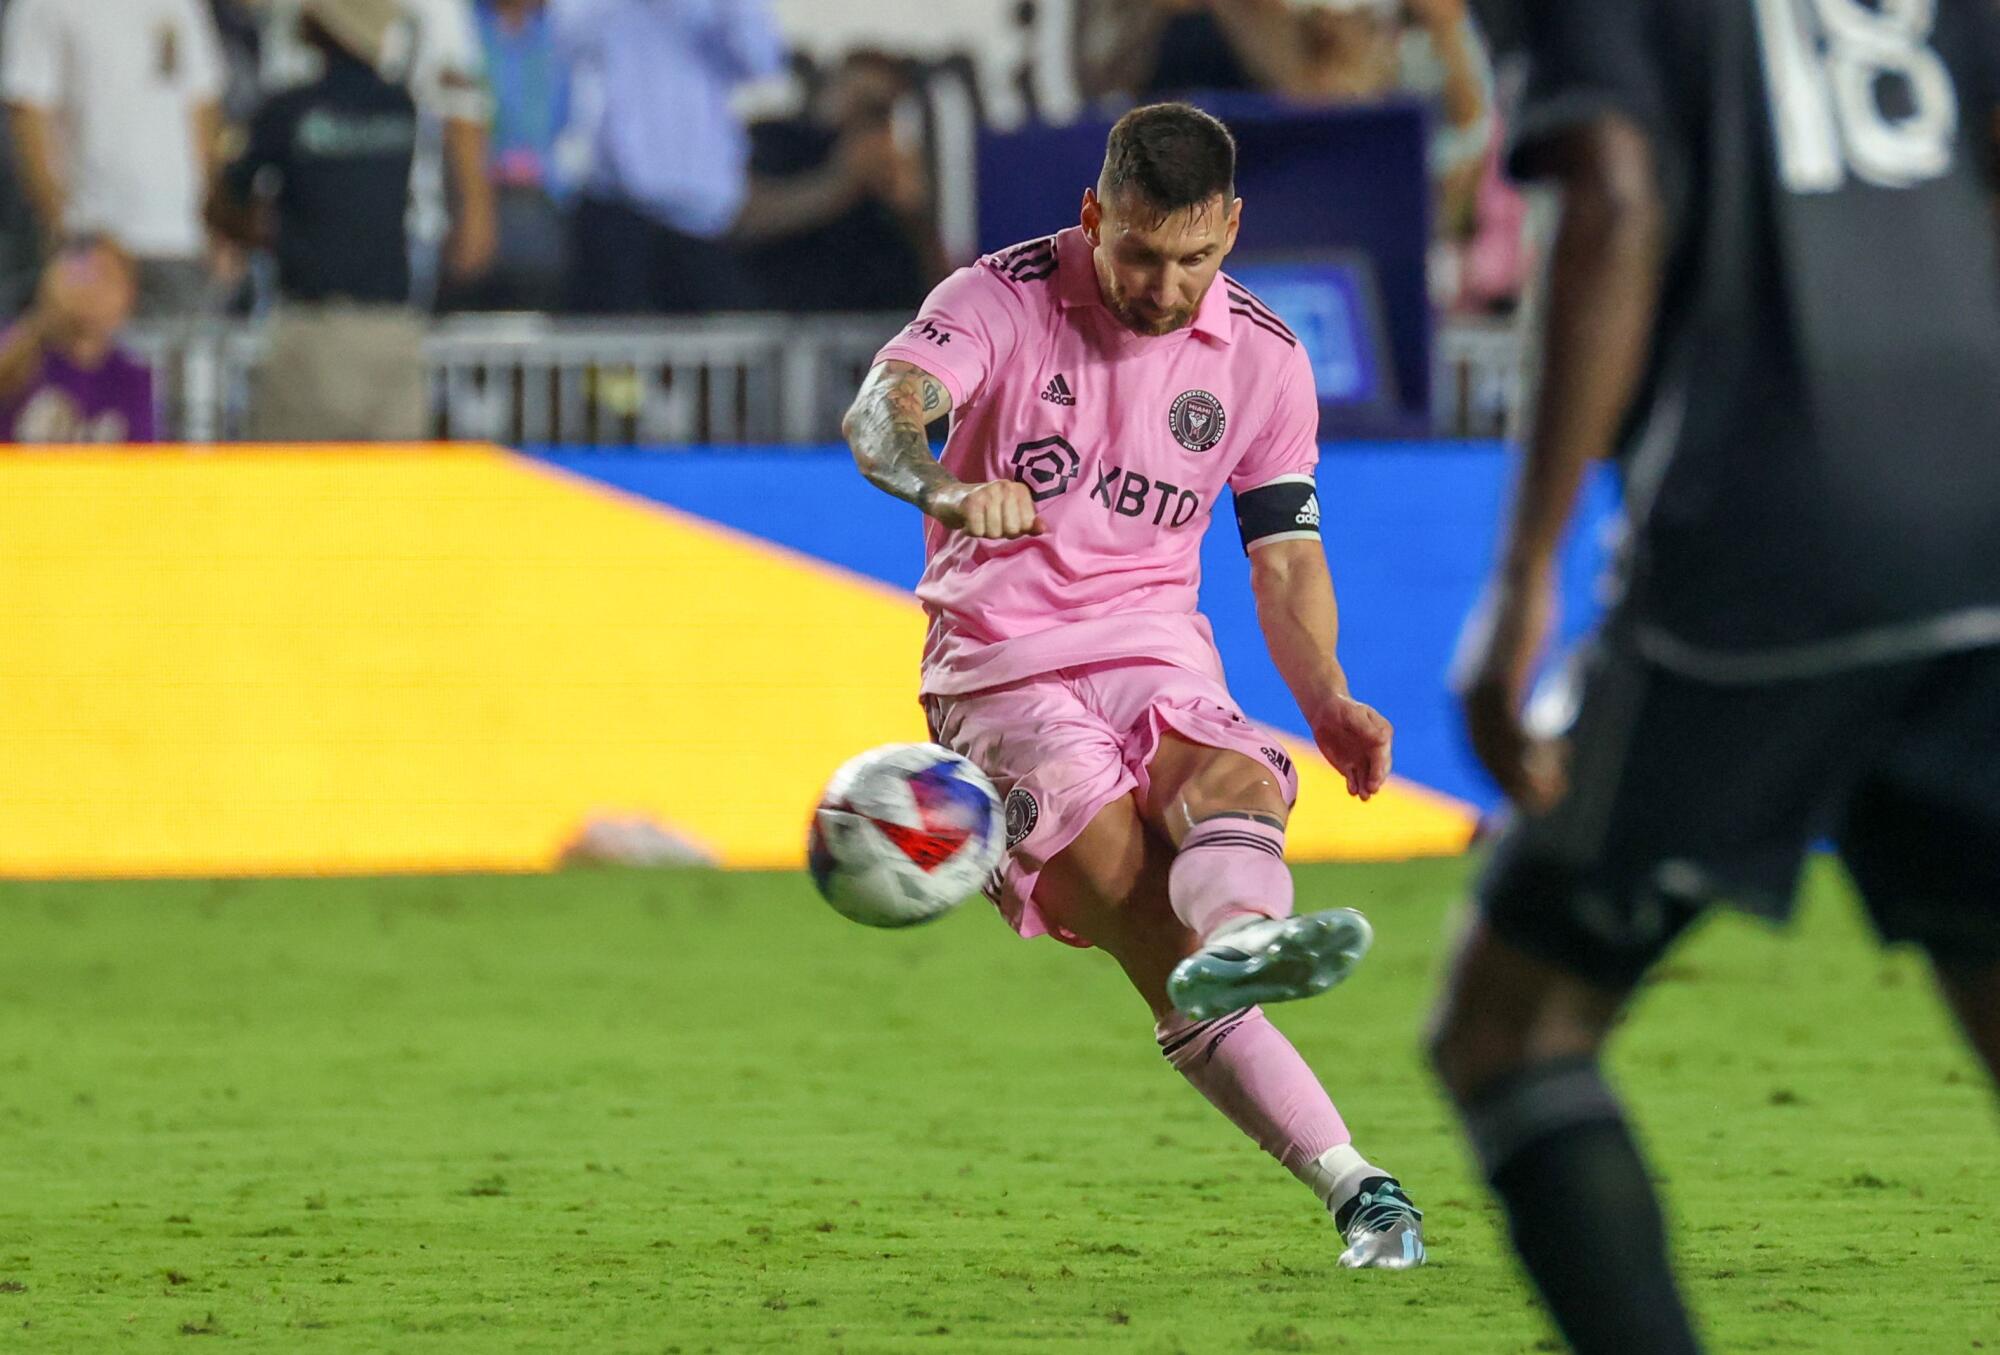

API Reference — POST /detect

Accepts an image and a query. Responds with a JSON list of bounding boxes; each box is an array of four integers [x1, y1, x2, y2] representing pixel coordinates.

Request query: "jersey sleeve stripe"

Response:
[[997, 238, 1058, 282], [1231, 308, 1300, 347], [1224, 287, 1298, 340], [996, 238, 1057, 270], [1224, 286, 1289, 324], [1238, 473, 1317, 492], [1226, 290, 1292, 331]]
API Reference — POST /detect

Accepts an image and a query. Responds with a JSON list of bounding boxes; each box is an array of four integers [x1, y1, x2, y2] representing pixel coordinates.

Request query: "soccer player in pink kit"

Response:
[[843, 103, 1424, 1268]]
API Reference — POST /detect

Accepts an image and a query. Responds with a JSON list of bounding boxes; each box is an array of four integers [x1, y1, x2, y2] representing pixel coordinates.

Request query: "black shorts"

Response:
[[1478, 638, 2000, 991]]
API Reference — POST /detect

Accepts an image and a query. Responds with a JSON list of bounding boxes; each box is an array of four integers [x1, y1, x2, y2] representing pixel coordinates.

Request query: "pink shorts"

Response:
[[923, 660, 1301, 948]]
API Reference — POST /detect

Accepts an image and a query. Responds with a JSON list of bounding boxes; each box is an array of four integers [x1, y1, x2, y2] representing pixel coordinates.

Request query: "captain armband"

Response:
[[1234, 475, 1322, 552]]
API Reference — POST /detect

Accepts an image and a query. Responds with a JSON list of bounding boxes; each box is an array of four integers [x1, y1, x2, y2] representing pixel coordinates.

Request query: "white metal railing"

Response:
[[124, 313, 906, 447], [1433, 317, 1529, 441], [126, 312, 1527, 445]]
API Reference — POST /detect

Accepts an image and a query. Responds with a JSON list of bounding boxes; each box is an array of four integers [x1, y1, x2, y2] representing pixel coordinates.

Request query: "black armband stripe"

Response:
[[1234, 475, 1321, 552]]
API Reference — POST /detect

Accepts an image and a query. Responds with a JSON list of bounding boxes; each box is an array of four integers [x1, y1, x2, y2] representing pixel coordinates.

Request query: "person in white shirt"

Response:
[[1, 0, 228, 319]]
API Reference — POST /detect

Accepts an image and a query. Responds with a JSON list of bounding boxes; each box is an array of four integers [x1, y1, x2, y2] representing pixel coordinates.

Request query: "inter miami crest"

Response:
[[1004, 788, 1039, 847], [1169, 390, 1227, 453]]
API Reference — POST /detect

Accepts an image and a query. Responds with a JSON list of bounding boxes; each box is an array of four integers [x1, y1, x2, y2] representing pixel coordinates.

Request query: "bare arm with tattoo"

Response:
[[842, 359, 1046, 539]]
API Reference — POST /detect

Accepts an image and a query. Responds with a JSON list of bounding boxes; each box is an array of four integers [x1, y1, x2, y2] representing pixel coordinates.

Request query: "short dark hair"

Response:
[[1100, 103, 1237, 218]]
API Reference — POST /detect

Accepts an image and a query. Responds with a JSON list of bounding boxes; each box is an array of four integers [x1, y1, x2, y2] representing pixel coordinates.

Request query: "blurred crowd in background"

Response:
[[0, 0, 1522, 444]]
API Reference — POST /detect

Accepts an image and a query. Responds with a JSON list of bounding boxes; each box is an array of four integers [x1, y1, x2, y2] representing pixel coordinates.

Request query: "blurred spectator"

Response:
[[409, 0, 502, 290], [445, 0, 575, 310], [1446, 132, 1528, 314], [210, 0, 269, 125], [0, 124, 41, 318], [1301, 0, 1493, 235], [553, 0, 785, 314], [1077, 0, 1258, 101], [0, 0, 228, 319], [735, 51, 940, 313], [259, 0, 500, 297], [0, 238, 155, 444], [210, 0, 430, 440], [1077, 0, 1493, 232], [205, 0, 269, 313]]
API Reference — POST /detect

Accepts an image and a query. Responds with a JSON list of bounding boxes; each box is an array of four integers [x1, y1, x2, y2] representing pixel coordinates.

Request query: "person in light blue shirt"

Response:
[[480, 0, 572, 194], [552, 0, 785, 313], [451, 0, 574, 309]]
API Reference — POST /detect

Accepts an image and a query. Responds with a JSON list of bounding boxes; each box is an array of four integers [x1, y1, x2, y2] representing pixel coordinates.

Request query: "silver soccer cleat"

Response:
[[1336, 1177, 1426, 1269], [1165, 908, 1374, 1020]]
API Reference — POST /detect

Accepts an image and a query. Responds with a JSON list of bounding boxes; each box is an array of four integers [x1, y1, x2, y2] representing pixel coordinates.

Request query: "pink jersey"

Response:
[[872, 226, 1321, 697]]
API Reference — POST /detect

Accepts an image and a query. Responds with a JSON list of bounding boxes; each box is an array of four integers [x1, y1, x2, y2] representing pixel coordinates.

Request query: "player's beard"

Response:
[[1106, 285, 1196, 337]]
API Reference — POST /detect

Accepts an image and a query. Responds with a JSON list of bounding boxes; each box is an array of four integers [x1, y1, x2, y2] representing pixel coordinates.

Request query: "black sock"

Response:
[[1464, 1058, 1702, 1355]]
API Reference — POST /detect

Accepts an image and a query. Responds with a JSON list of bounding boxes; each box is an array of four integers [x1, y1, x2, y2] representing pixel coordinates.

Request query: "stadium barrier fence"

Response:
[[124, 314, 1526, 446]]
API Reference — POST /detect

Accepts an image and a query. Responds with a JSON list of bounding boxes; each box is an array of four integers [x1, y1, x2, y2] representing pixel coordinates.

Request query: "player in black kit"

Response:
[[1432, 2, 2000, 1351]]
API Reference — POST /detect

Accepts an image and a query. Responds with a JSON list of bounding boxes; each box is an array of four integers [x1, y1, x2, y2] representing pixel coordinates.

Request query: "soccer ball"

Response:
[[807, 743, 1004, 928]]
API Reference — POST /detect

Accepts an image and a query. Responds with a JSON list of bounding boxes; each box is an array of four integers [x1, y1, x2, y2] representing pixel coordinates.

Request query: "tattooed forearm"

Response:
[[843, 362, 956, 513]]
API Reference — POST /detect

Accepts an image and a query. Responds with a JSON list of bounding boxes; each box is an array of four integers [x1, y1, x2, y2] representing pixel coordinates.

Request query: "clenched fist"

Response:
[[928, 479, 1048, 539]]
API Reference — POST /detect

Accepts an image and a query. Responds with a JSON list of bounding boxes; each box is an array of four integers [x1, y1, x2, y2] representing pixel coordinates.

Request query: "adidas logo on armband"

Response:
[[1296, 493, 1320, 528]]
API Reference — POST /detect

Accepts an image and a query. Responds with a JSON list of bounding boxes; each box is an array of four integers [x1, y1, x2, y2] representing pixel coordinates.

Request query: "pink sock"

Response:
[[1168, 816, 1293, 940], [1155, 1005, 1352, 1179]]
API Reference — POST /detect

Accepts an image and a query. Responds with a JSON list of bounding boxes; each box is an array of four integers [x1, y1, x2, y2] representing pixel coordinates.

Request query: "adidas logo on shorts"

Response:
[[1040, 373, 1076, 406]]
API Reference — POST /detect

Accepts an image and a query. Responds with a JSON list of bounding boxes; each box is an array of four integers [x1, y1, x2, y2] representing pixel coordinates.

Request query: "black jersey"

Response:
[[1510, 0, 2000, 679], [225, 49, 418, 306]]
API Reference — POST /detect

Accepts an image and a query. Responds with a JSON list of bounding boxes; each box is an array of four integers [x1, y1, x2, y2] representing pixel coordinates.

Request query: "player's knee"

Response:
[[1427, 1000, 1602, 1105], [1061, 859, 1135, 919], [1037, 859, 1125, 939], [1039, 807, 1161, 927], [1424, 990, 1510, 1103], [1425, 934, 1617, 1103], [1171, 754, 1289, 831]]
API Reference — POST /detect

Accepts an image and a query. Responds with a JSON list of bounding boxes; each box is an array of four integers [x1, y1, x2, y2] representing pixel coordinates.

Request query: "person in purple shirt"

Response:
[[553, 0, 786, 314], [0, 237, 155, 444]]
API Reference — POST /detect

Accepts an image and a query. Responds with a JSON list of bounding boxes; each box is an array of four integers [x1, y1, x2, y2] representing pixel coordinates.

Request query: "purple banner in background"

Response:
[[976, 96, 1434, 439]]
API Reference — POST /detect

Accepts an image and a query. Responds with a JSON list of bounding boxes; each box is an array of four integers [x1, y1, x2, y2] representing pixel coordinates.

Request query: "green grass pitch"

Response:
[[0, 859, 1992, 1352]]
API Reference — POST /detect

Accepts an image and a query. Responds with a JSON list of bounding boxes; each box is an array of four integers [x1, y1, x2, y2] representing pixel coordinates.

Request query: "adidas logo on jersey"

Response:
[[1296, 493, 1321, 528], [1040, 373, 1076, 406]]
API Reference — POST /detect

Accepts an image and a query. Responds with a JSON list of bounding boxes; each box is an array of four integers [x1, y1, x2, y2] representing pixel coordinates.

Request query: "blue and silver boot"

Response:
[[1335, 1176, 1426, 1269], [1165, 908, 1374, 1020]]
